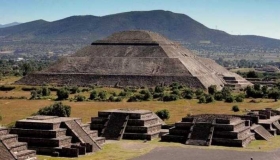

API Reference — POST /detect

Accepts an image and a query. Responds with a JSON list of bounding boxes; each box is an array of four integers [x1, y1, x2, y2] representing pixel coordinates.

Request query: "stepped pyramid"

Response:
[[16, 30, 251, 89], [91, 109, 162, 141], [10, 116, 104, 157], [161, 114, 255, 147]]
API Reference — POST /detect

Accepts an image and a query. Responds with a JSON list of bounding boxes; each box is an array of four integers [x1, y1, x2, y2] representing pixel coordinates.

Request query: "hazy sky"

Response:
[[1, 0, 279, 39]]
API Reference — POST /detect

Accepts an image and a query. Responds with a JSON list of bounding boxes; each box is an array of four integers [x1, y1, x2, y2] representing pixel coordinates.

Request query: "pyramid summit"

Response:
[[16, 30, 252, 89]]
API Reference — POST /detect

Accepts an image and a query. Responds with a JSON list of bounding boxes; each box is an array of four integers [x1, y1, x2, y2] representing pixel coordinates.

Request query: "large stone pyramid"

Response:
[[16, 30, 251, 89]]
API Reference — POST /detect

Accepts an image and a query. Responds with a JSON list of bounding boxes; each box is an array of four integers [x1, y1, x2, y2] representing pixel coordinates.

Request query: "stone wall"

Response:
[[15, 74, 204, 88]]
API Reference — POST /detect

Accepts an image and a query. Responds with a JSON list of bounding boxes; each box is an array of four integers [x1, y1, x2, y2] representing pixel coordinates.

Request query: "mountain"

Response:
[[0, 22, 20, 28], [0, 10, 279, 57]]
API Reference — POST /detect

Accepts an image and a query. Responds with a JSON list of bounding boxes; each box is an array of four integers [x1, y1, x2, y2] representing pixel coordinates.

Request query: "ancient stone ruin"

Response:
[[161, 114, 255, 147], [10, 116, 104, 157], [90, 109, 163, 140], [240, 108, 280, 139], [0, 127, 37, 160], [15, 30, 252, 90]]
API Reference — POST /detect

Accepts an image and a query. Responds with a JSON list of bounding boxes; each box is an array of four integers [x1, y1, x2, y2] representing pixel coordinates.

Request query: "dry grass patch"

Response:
[[1, 98, 280, 126]]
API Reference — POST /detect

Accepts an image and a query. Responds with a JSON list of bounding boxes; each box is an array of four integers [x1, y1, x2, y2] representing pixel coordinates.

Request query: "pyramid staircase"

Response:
[[251, 124, 273, 140], [272, 121, 280, 135], [101, 113, 129, 140], [91, 109, 162, 141], [186, 121, 214, 146], [0, 127, 37, 160], [63, 120, 102, 153]]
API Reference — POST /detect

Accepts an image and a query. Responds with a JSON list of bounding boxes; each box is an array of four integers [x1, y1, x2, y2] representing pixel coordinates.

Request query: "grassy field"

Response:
[[0, 97, 280, 126]]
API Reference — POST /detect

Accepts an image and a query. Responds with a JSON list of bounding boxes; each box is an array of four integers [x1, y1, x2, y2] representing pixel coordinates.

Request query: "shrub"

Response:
[[155, 86, 165, 93], [155, 109, 170, 121], [268, 88, 280, 102], [221, 87, 232, 98], [127, 95, 138, 102], [81, 88, 90, 92], [153, 93, 164, 99], [235, 96, 244, 102], [195, 89, 204, 98], [70, 86, 80, 94], [42, 87, 51, 96], [214, 92, 223, 101], [75, 95, 86, 102], [208, 85, 217, 95], [163, 94, 179, 102], [119, 91, 128, 97], [205, 95, 214, 103], [225, 95, 235, 103], [36, 102, 71, 117], [170, 82, 180, 90], [56, 88, 69, 100], [109, 96, 122, 102], [89, 90, 98, 100], [141, 90, 152, 101], [232, 105, 240, 112], [198, 96, 206, 103], [171, 89, 180, 96], [98, 91, 107, 100], [30, 90, 38, 100], [182, 89, 194, 99]]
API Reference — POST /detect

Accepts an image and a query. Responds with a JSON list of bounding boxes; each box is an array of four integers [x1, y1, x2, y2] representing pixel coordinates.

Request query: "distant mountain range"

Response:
[[0, 10, 279, 57], [0, 22, 20, 28]]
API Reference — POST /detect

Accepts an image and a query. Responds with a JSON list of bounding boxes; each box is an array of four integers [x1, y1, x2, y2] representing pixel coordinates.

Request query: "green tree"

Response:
[[75, 95, 86, 102], [56, 88, 69, 100], [268, 88, 280, 102], [36, 102, 71, 117], [89, 90, 98, 100], [208, 85, 217, 95], [42, 87, 50, 96], [247, 71, 258, 78], [198, 96, 206, 103], [232, 105, 240, 112], [205, 94, 214, 103], [98, 91, 107, 100], [182, 89, 194, 99], [155, 109, 170, 121]]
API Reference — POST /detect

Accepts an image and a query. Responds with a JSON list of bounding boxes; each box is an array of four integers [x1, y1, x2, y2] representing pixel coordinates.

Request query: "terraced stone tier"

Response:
[[91, 109, 162, 141], [0, 127, 37, 160], [11, 116, 104, 158]]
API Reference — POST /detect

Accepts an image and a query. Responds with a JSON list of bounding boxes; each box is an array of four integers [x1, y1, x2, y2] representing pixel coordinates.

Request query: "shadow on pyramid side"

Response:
[[15, 30, 252, 90]]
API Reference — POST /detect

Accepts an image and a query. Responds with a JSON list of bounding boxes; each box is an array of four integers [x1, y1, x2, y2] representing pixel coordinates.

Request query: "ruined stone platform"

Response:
[[10, 116, 104, 158], [91, 109, 162, 140], [161, 114, 255, 147], [0, 127, 37, 160]]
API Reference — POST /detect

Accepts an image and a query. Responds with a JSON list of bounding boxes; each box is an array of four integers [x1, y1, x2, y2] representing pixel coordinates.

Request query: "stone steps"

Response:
[[102, 113, 129, 140], [186, 123, 213, 146], [8, 142, 28, 153], [64, 120, 101, 152], [14, 150, 37, 160], [272, 122, 280, 134], [0, 127, 37, 160], [251, 124, 273, 140]]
